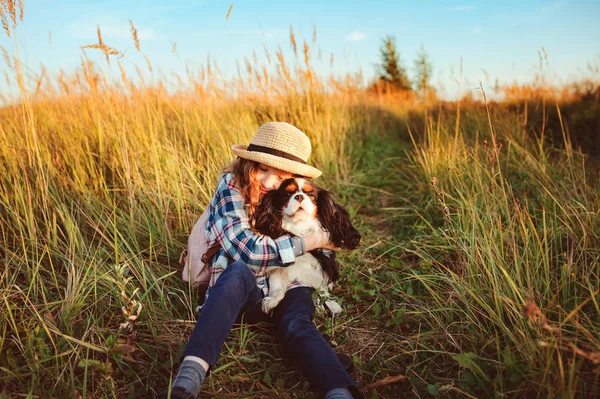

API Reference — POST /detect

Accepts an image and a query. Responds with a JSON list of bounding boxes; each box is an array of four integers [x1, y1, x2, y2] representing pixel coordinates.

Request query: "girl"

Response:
[[160, 122, 362, 399]]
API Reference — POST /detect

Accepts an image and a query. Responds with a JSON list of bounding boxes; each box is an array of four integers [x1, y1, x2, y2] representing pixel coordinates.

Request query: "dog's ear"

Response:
[[310, 249, 339, 284], [255, 191, 286, 237], [317, 189, 361, 249]]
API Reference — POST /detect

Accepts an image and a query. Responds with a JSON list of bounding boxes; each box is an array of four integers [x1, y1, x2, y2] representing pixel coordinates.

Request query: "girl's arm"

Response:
[[303, 233, 340, 252], [210, 176, 296, 268]]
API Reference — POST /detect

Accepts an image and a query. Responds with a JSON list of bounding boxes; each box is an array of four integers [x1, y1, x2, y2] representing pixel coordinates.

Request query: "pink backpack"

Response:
[[179, 209, 221, 288]]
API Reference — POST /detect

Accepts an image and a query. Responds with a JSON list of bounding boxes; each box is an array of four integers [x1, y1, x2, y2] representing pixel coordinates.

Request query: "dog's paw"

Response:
[[324, 299, 343, 315], [262, 296, 281, 313]]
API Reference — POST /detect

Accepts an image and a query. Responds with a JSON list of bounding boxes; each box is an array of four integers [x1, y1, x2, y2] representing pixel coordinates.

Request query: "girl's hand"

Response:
[[318, 235, 341, 251], [303, 230, 340, 252], [320, 241, 341, 252]]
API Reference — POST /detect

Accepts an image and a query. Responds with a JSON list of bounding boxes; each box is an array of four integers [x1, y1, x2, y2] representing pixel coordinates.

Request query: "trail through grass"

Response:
[[1, 23, 599, 395]]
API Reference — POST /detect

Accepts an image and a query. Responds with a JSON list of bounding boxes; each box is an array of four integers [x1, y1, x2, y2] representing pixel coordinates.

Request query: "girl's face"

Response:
[[255, 163, 293, 198]]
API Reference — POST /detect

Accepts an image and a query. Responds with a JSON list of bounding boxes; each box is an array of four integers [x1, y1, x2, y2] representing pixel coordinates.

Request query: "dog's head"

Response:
[[255, 178, 361, 250]]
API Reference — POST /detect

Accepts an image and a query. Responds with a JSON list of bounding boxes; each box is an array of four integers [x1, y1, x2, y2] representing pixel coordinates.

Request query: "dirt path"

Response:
[[321, 118, 418, 398]]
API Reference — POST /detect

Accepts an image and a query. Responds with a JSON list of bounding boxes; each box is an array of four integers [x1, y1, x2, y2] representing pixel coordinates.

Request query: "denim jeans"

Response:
[[182, 262, 360, 397]]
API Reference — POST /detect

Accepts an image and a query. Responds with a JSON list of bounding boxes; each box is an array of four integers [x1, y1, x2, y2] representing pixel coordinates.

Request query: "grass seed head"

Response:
[[0, 0, 18, 37], [289, 25, 297, 57], [130, 20, 140, 51], [96, 25, 103, 45], [303, 40, 310, 67]]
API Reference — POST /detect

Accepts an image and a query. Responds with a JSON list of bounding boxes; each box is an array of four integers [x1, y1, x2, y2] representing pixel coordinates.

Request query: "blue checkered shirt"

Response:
[[204, 173, 306, 300]]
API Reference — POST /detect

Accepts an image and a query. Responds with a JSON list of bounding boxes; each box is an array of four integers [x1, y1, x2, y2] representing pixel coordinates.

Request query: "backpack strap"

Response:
[[201, 242, 222, 264], [178, 249, 188, 267]]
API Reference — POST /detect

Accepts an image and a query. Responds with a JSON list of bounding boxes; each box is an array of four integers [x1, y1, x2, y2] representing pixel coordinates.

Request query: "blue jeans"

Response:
[[182, 262, 360, 397]]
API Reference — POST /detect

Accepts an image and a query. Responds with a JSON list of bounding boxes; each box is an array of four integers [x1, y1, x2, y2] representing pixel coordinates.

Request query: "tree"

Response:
[[376, 35, 411, 92], [413, 45, 433, 96]]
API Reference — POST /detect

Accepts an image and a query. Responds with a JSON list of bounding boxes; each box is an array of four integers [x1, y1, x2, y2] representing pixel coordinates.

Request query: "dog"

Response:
[[255, 178, 361, 313]]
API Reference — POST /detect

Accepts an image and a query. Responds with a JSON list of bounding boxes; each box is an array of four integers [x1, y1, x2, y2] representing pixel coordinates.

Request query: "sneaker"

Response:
[[336, 352, 355, 374], [157, 386, 196, 399], [322, 334, 355, 374]]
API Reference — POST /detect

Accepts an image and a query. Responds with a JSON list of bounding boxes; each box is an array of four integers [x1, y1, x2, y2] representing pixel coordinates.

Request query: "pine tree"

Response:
[[413, 45, 433, 96], [377, 35, 411, 92]]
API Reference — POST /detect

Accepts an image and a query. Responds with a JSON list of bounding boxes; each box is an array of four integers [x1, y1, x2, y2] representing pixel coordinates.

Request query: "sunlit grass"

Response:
[[385, 99, 600, 397], [1, 10, 599, 398]]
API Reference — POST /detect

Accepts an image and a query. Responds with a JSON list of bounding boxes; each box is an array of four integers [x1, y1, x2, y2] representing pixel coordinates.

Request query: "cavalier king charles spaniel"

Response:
[[255, 178, 361, 313]]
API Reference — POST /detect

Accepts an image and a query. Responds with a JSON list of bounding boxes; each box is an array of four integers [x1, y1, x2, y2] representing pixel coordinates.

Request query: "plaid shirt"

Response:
[[204, 173, 306, 300]]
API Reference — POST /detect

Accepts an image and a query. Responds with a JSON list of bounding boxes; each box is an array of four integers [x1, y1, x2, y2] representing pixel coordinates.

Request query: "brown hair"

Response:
[[223, 157, 261, 227]]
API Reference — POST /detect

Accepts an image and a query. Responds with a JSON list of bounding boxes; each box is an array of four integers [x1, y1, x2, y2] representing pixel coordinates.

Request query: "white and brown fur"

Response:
[[255, 178, 361, 313]]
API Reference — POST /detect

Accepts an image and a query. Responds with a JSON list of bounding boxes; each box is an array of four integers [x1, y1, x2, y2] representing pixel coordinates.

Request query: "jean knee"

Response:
[[279, 311, 315, 345], [215, 262, 255, 296]]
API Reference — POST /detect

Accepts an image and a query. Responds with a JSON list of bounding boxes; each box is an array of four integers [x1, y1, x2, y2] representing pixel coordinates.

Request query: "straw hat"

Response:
[[231, 122, 322, 178]]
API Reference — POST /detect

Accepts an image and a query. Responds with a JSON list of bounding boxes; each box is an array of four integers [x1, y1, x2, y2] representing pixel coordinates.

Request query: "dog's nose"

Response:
[[294, 194, 304, 202]]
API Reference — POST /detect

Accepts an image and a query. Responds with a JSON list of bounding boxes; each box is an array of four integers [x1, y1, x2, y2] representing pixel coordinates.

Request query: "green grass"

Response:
[[2, 9, 598, 396], [1, 87, 599, 398], [370, 103, 600, 397]]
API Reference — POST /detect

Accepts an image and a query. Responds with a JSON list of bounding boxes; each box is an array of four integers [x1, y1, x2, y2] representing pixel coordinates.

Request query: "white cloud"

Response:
[[346, 32, 366, 42], [540, 1, 564, 13], [147, 0, 208, 12], [67, 21, 157, 41], [223, 29, 287, 40], [452, 5, 474, 11], [471, 26, 482, 34]]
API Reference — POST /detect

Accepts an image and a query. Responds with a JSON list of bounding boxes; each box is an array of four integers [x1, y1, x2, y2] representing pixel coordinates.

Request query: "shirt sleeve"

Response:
[[209, 177, 296, 267], [291, 236, 306, 256], [321, 249, 335, 258]]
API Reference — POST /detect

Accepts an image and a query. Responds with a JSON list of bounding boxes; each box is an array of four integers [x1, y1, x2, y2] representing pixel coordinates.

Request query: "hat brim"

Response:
[[231, 145, 322, 178]]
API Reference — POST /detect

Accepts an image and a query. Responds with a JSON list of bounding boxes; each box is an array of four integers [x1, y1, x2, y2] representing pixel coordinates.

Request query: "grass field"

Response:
[[1, 12, 600, 398]]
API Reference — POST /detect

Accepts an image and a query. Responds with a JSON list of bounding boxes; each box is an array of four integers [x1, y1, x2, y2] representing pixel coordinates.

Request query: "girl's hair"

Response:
[[223, 157, 261, 227]]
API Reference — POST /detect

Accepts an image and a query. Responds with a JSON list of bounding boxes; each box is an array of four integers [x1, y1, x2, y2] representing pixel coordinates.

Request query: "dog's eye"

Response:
[[307, 192, 315, 198]]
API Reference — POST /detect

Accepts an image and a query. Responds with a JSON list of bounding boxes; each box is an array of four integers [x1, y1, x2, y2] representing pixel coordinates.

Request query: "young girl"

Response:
[[160, 122, 362, 399]]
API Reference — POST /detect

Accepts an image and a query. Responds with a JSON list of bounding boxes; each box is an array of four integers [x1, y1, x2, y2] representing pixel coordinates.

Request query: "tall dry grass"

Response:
[[0, 20, 378, 397], [1, 7, 599, 398], [381, 90, 600, 396]]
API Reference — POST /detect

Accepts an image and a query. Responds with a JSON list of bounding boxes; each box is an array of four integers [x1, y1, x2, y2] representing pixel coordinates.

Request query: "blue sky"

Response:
[[1, 0, 599, 99]]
